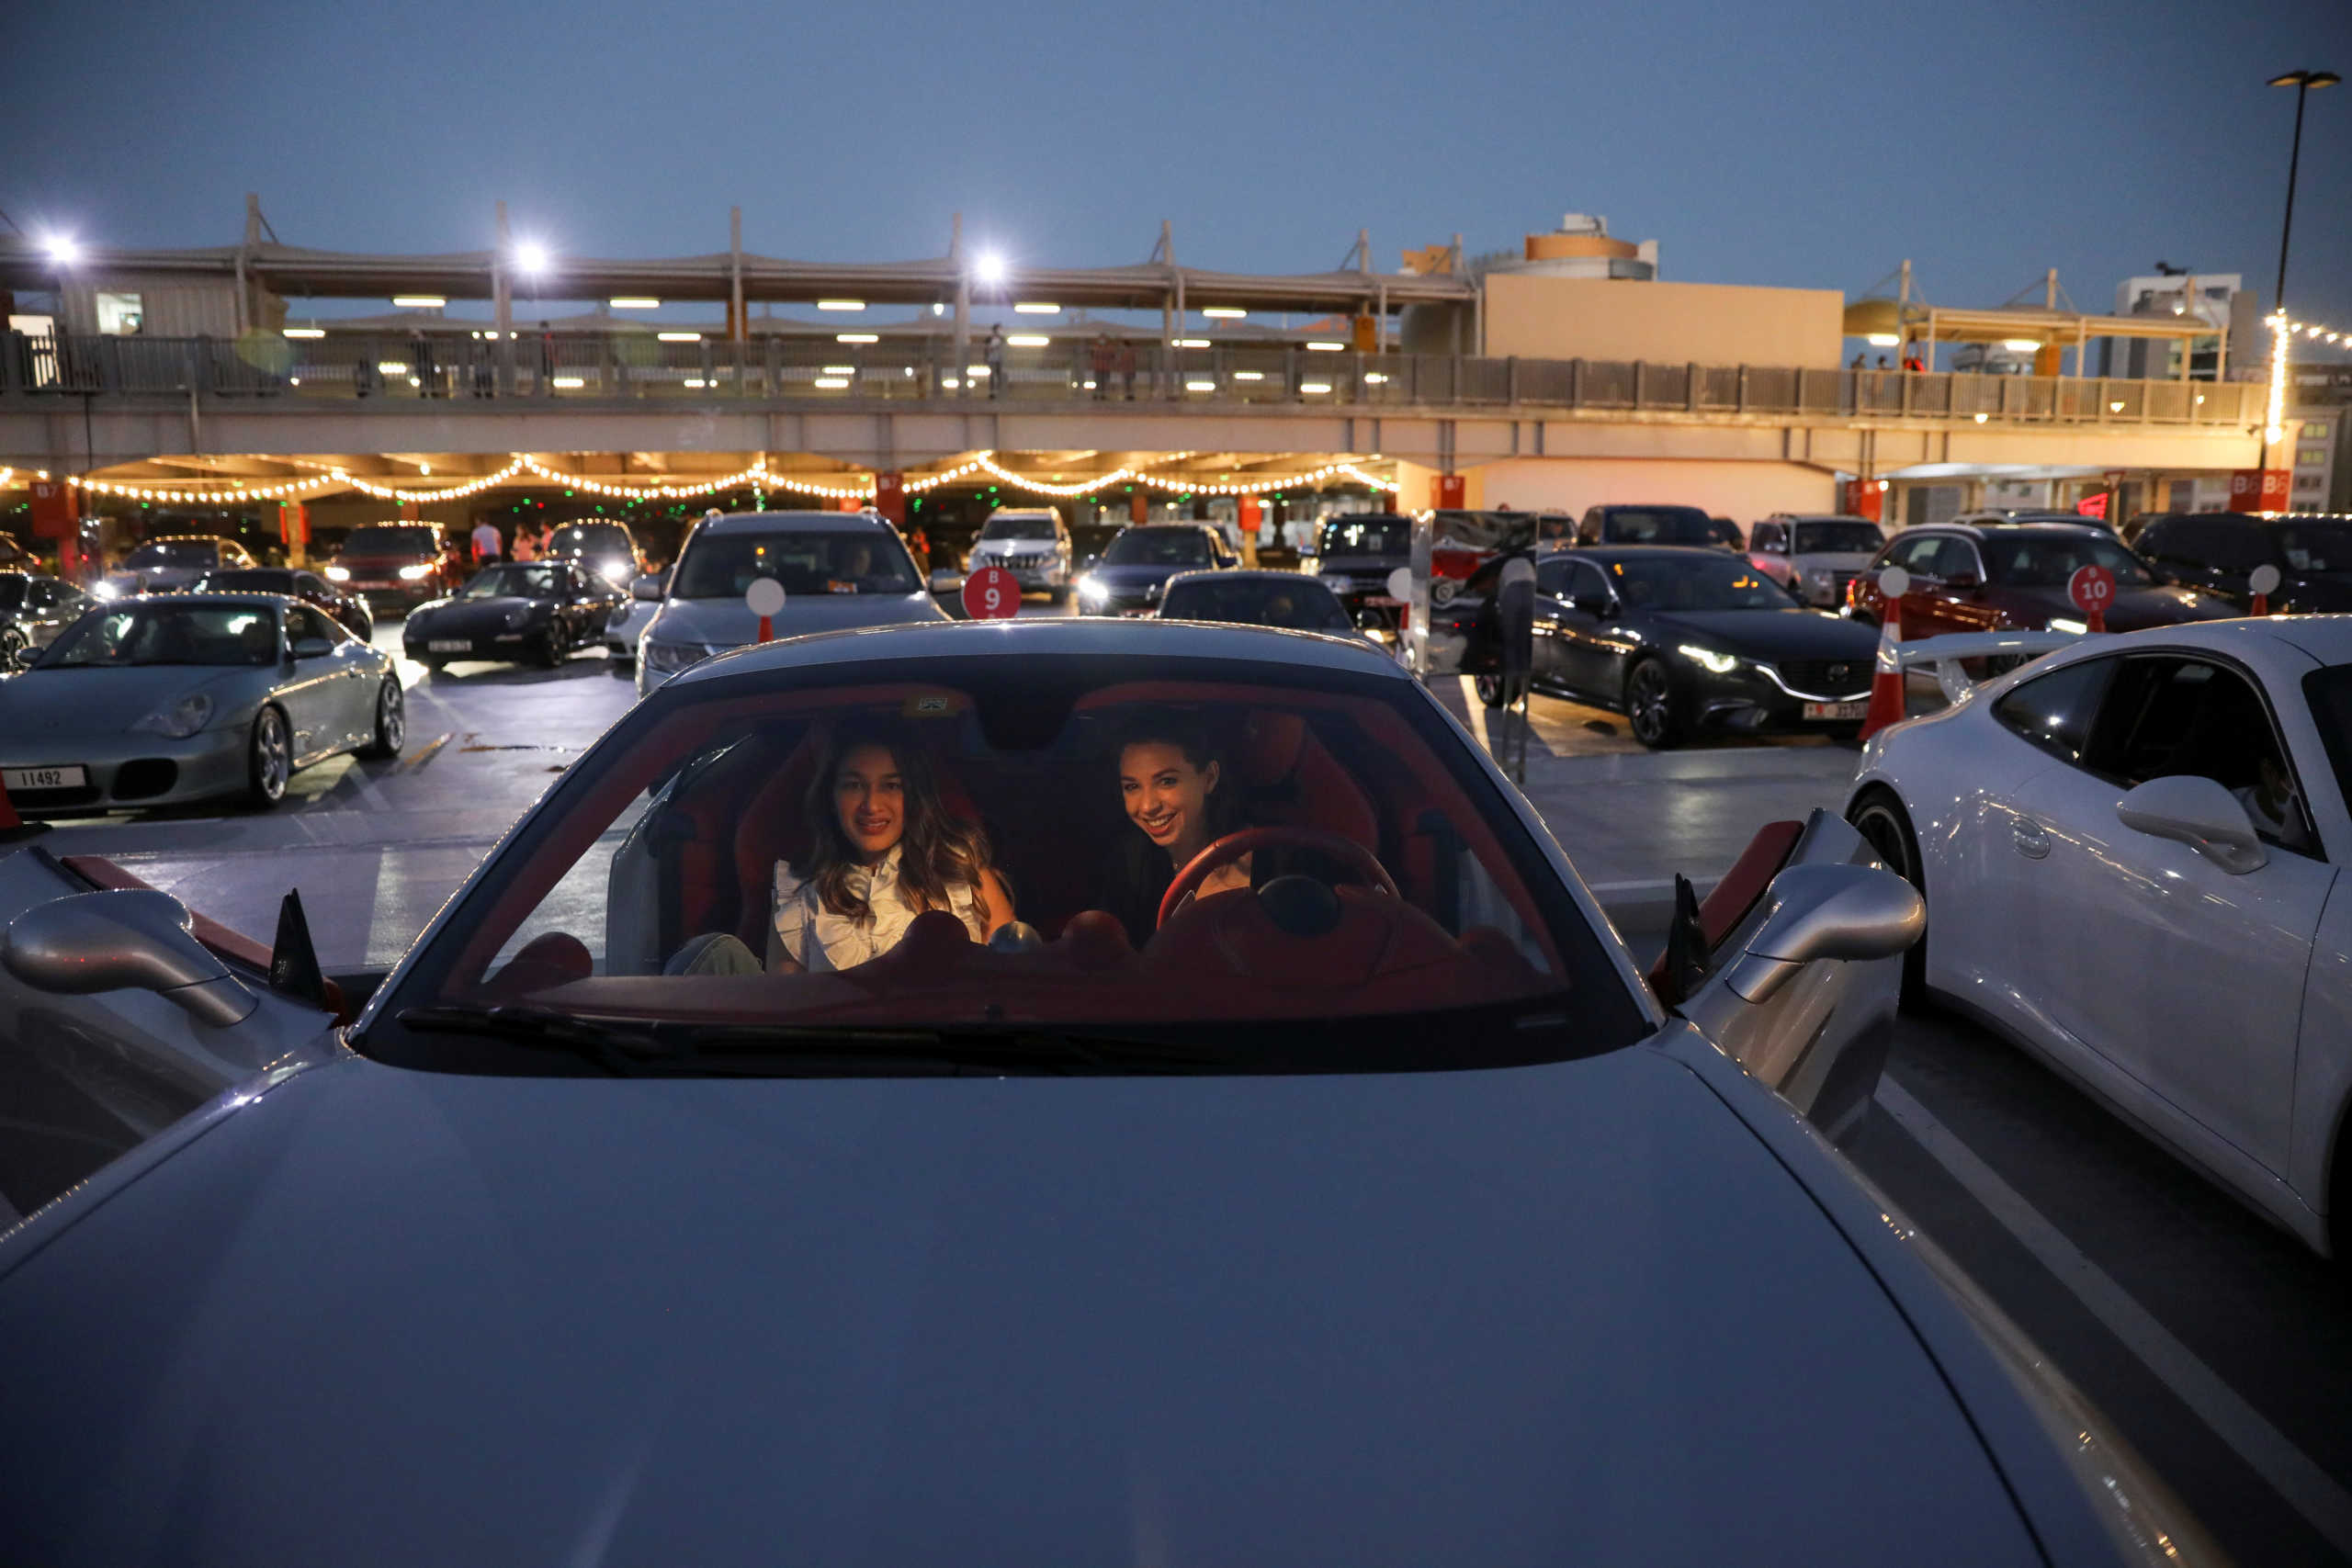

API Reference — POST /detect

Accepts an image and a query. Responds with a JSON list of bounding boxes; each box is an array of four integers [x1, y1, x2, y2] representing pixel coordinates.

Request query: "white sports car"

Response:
[[1848, 615, 2352, 1256]]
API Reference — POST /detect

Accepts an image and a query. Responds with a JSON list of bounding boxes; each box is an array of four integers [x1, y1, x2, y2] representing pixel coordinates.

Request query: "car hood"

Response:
[[409, 595, 550, 630], [0, 1046, 2035, 1564], [1992, 582, 2230, 629], [334, 552, 436, 570], [650, 592, 948, 648], [1646, 607, 1883, 660], [0, 663, 269, 738], [1087, 561, 1204, 590]]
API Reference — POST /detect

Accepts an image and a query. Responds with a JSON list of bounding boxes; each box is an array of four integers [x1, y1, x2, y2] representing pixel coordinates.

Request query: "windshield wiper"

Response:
[[392, 1004, 1237, 1076]]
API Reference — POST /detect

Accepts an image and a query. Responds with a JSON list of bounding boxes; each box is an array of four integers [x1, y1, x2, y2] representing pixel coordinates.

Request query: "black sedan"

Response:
[[196, 566, 375, 641], [2135, 511, 2352, 614], [401, 560, 625, 670], [1073, 525, 1238, 615], [0, 571, 91, 663], [1452, 547, 1881, 748]]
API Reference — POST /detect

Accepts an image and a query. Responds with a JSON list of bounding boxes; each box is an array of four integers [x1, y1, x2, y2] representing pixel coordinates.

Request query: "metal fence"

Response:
[[0, 331, 2267, 427]]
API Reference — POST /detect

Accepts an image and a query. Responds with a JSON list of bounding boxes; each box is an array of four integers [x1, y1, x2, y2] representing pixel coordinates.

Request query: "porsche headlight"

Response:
[[598, 558, 630, 584], [129, 692, 214, 739], [398, 563, 433, 581], [640, 637, 707, 676], [1677, 643, 1743, 674], [323, 565, 351, 581]]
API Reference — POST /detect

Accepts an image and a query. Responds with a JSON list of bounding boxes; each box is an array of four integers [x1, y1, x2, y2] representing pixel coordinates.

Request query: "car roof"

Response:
[[1593, 502, 1708, 513], [694, 510, 892, 535], [1903, 522, 2105, 539], [131, 534, 236, 546], [1769, 513, 1880, 525], [111, 591, 293, 608], [1161, 569, 1337, 588], [1555, 544, 1745, 561], [2030, 615, 2352, 668], [671, 615, 1407, 687]]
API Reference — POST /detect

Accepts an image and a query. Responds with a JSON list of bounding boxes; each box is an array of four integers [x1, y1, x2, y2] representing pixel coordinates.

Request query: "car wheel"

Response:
[[1474, 671, 1506, 710], [1047, 586, 1069, 606], [357, 678, 405, 760], [246, 705, 292, 808], [1624, 659, 1684, 750], [533, 629, 562, 668], [0, 626, 24, 662], [1847, 786, 1929, 1007]]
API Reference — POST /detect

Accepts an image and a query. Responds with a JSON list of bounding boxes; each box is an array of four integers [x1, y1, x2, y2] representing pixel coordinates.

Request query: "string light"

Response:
[[2282, 315, 2352, 349], [70, 471, 341, 502]]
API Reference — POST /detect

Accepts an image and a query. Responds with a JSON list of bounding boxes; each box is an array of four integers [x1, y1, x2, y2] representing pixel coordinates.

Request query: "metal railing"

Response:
[[0, 331, 2266, 427]]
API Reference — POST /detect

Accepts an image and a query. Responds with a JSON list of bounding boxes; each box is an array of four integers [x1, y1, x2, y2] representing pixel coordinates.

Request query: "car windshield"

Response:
[[1792, 522, 1884, 554], [1979, 532, 2154, 588], [551, 524, 632, 556], [1600, 509, 1715, 544], [463, 564, 565, 598], [673, 530, 920, 596], [1320, 517, 1411, 558], [1103, 530, 1212, 566], [40, 602, 277, 668], [980, 513, 1058, 540], [1602, 554, 1797, 611], [1160, 578, 1354, 632], [199, 570, 296, 594], [363, 657, 1642, 1076], [125, 541, 218, 568], [342, 525, 439, 555], [2273, 524, 2352, 575]]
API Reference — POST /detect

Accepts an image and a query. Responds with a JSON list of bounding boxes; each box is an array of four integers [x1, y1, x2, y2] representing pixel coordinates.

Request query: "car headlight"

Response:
[[1077, 576, 1110, 605], [323, 565, 351, 581], [92, 581, 121, 600], [597, 558, 630, 583], [2048, 616, 2088, 636], [1804, 567, 1835, 586], [397, 563, 433, 581], [1677, 643, 1743, 674], [640, 637, 709, 676], [129, 692, 214, 739]]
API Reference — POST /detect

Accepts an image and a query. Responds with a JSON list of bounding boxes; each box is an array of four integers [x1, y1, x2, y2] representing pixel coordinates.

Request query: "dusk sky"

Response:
[[6, 0, 2347, 332]]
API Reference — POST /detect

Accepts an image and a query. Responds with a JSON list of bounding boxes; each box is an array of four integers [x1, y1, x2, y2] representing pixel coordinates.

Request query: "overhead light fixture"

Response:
[[1365, 372, 1390, 384], [377, 361, 410, 375], [1173, 338, 1211, 348], [814, 378, 851, 389], [1007, 333, 1050, 347], [818, 299, 865, 311], [393, 296, 447, 309], [1202, 307, 1247, 319], [283, 327, 326, 339], [1301, 381, 1332, 394], [836, 333, 879, 344], [513, 242, 551, 275], [2000, 338, 2041, 352], [1233, 370, 1266, 380], [1185, 379, 1217, 392], [609, 297, 659, 310], [974, 252, 1008, 285], [1973, 412, 1989, 423], [1865, 333, 1901, 348], [821, 365, 854, 375], [1306, 341, 1346, 352], [552, 376, 584, 389], [1014, 302, 1058, 314], [658, 331, 701, 342], [42, 234, 82, 265]]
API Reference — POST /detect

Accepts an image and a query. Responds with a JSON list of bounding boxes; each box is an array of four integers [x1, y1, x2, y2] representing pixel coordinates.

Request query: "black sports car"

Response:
[[401, 560, 626, 669], [1448, 546, 1882, 749], [196, 566, 376, 641]]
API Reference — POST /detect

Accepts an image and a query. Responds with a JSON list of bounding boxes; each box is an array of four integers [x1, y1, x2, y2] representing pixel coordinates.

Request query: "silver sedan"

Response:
[[0, 592, 403, 814]]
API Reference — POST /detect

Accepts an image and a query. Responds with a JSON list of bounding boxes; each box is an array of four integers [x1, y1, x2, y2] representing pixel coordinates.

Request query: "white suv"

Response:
[[1747, 515, 1887, 607], [967, 508, 1074, 604]]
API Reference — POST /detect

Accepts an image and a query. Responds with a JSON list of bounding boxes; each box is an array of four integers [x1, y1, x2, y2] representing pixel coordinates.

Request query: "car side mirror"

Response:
[[1571, 592, 1611, 617], [1, 888, 258, 1027], [290, 636, 335, 659], [630, 576, 663, 601], [2116, 774, 2268, 874], [1711, 863, 1925, 1007]]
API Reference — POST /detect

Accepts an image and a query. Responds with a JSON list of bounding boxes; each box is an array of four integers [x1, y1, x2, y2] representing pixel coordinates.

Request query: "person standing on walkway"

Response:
[[471, 515, 504, 564], [1116, 337, 1138, 400], [984, 326, 1006, 400], [1089, 333, 1115, 400], [512, 523, 540, 563]]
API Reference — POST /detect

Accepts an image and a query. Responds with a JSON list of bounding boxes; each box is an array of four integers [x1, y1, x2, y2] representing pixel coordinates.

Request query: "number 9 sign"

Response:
[[963, 565, 1020, 620]]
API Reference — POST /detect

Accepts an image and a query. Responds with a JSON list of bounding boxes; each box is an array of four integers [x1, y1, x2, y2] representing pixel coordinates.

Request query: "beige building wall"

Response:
[[1469, 457, 1838, 523], [1482, 276, 1847, 370]]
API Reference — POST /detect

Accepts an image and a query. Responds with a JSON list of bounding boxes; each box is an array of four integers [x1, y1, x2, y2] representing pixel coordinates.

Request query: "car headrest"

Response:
[[1238, 710, 1307, 787]]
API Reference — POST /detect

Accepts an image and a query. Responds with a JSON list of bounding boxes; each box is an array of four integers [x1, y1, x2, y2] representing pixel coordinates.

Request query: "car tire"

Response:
[[0, 626, 24, 663], [1047, 586, 1069, 606], [533, 629, 562, 668], [1624, 658, 1685, 750], [1474, 671, 1506, 710], [246, 705, 292, 809], [1847, 785, 1929, 1008], [357, 678, 405, 760]]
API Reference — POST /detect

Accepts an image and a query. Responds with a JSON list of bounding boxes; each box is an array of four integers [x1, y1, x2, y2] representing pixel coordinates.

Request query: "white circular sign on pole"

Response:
[[744, 578, 786, 619], [1878, 565, 1911, 600], [1385, 567, 1414, 603], [2249, 563, 2283, 597]]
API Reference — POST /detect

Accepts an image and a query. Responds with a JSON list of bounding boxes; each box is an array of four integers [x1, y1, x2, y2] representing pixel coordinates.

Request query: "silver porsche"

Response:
[[0, 592, 404, 815]]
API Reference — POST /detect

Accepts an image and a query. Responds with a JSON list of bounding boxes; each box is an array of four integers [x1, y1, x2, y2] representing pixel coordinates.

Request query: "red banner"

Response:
[[28, 479, 76, 539], [2230, 469, 2292, 512], [1436, 473, 1466, 509], [873, 471, 906, 528], [1841, 479, 1883, 522], [2075, 491, 2109, 521]]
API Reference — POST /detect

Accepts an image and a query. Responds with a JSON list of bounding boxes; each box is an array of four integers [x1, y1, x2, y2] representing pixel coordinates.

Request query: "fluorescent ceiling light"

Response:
[[1865, 333, 1901, 347], [376, 361, 410, 374], [552, 376, 585, 389], [1007, 333, 1050, 347], [1233, 370, 1265, 380], [1014, 302, 1058, 314], [393, 296, 447, 309], [1186, 380, 1217, 391], [283, 327, 326, 339], [821, 365, 854, 375], [658, 331, 701, 342], [815, 378, 851, 389], [610, 297, 660, 310], [513, 242, 550, 274], [1202, 307, 1246, 319], [974, 252, 1008, 284], [1301, 382, 1332, 394], [818, 299, 865, 310], [684, 378, 707, 388], [42, 234, 80, 265], [1306, 341, 1346, 352], [836, 333, 879, 344], [2000, 338, 2041, 352], [1173, 338, 1211, 348], [1365, 372, 1390, 383]]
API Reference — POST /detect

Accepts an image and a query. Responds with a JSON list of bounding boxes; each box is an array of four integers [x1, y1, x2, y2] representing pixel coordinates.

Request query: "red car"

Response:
[[323, 522, 467, 611], [1846, 523, 2233, 637]]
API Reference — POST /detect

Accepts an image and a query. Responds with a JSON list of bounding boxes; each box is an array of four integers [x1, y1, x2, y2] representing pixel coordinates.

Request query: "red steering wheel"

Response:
[[1157, 826, 1397, 929]]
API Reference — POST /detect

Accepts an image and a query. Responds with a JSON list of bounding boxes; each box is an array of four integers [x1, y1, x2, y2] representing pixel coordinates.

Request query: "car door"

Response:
[[1531, 557, 1574, 682], [1921, 536, 2005, 635], [278, 604, 364, 757], [2003, 653, 2331, 1176], [1547, 558, 1624, 699]]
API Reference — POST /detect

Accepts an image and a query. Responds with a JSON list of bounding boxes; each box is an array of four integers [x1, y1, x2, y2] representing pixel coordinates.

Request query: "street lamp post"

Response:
[[2268, 69, 2340, 312]]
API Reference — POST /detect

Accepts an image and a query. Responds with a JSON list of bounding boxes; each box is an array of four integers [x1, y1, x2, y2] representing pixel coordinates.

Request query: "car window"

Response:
[[1317, 517, 1411, 558], [296, 572, 328, 595], [1600, 554, 1794, 611], [344, 525, 441, 554], [978, 513, 1061, 541], [1929, 538, 1982, 582], [1562, 559, 1610, 604], [551, 524, 633, 555], [1991, 657, 2114, 766], [1600, 508, 1713, 545], [126, 540, 219, 568], [1159, 578, 1353, 632], [463, 564, 565, 598], [2272, 523, 2352, 576], [1792, 522, 1884, 554], [673, 531, 919, 597], [1103, 529, 1213, 567], [2086, 658, 2316, 856], [40, 602, 280, 668], [1886, 534, 1947, 577], [1750, 523, 1781, 550], [1534, 558, 1573, 596], [288, 604, 341, 648], [363, 659, 1649, 1075], [1980, 532, 2154, 588]]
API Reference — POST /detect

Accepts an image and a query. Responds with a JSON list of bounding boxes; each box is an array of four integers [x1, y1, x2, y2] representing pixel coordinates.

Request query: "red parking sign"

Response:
[[963, 566, 1020, 620], [2068, 564, 2115, 633]]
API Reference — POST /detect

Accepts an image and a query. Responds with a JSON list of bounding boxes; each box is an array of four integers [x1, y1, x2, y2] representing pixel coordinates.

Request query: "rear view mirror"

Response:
[[2116, 774, 2267, 874], [1, 888, 258, 1027]]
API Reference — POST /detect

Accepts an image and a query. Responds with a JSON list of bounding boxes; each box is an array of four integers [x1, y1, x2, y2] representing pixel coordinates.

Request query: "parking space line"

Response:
[[1874, 1077, 2352, 1558]]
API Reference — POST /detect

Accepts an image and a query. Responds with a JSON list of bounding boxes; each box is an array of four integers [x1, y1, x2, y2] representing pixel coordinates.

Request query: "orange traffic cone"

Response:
[[1859, 597, 1906, 741]]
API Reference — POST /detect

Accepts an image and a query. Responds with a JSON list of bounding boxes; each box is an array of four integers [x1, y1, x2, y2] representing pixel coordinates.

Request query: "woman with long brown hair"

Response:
[[771, 720, 1012, 971]]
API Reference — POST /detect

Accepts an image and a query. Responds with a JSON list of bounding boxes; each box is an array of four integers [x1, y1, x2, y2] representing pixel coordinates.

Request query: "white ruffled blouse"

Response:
[[773, 845, 987, 971]]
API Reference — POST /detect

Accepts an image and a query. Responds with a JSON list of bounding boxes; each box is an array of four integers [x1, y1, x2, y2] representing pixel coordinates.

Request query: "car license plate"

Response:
[[428, 639, 471, 653], [1804, 701, 1870, 721], [356, 581, 394, 591], [3, 765, 85, 791]]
